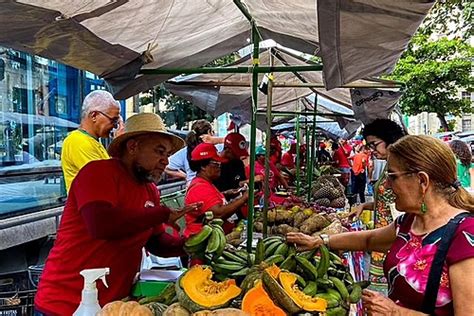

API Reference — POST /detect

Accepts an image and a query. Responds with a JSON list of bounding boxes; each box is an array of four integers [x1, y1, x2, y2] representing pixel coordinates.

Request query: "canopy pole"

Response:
[[305, 108, 310, 191], [295, 101, 301, 196], [262, 50, 274, 237], [140, 64, 323, 75], [308, 95, 318, 201], [246, 22, 260, 252]]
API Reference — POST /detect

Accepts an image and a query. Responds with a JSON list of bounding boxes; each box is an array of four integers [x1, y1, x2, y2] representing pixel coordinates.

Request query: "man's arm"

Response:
[[80, 201, 171, 239]]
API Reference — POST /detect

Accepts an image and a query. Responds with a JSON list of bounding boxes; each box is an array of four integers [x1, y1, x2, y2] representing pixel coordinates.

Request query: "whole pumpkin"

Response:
[[98, 301, 153, 316]]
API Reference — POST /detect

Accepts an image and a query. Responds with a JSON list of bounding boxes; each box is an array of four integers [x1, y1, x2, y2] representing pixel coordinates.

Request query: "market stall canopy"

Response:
[[0, 112, 79, 128], [0, 1, 434, 99], [164, 43, 400, 120]]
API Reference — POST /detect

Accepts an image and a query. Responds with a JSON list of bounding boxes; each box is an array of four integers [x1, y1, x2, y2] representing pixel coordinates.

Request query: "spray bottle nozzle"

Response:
[[80, 268, 110, 290]]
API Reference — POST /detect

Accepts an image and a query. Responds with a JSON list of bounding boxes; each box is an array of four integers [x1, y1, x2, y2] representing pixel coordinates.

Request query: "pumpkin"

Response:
[[192, 308, 247, 315], [176, 266, 242, 312], [278, 272, 327, 312], [262, 268, 301, 314], [163, 303, 191, 316], [98, 301, 154, 316], [242, 282, 286, 316]]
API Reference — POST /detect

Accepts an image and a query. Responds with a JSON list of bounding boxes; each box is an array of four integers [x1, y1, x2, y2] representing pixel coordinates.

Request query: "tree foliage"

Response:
[[388, 34, 473, 130], [420, 0, 473, 40]]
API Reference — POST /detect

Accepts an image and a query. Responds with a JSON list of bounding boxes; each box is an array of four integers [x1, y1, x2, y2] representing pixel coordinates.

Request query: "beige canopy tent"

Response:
[[0, 1, 434, 99]]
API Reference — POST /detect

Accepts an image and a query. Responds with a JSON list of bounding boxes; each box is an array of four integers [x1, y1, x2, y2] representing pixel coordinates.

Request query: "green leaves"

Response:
[[387, 34, 473, 130]]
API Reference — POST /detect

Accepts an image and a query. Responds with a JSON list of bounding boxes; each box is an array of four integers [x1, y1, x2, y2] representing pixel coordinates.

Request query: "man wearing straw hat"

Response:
[[35, 113, 201, 316]]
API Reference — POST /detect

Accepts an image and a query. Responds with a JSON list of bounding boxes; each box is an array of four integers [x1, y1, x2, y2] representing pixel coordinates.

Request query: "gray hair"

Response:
[[81, 90, 120, 119]]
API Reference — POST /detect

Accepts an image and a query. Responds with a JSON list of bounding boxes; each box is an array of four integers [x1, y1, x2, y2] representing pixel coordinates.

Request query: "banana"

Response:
[[222, 251, 248, 265], [348, 284, 362, 303], [214, 228, 226, 258], [326, 288, 342, 301], [264, 254, 285, 265], [295, 256, 318, 281], [295, 273, 307, 287], [279, 254, 296, 271], [303, 281, 318, 296], [314, 293, 339, 308], [247, 253, 255, 266], [255, 239, 265, 264], [328, 276, 349, 301], [329, 251, 344, 265], [299, 248, 317, 260], [316, 278, 334, 289], [212, 262, 245, 275], [325, 306, 347, 316], [234, 250, 249, 261], [185, 225, 213, 248], [274, 243, 289, 257], [317, 245, 330, 278], [209, 218, 224, 226], [263, 236, 283, 245], [264, 240, 283, 258], [230, 267, 250, 277], [205, 228, 220, 254]]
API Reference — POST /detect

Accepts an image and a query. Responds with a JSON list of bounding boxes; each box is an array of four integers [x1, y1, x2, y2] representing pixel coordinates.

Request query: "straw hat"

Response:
[[108, 113, 185, 157]]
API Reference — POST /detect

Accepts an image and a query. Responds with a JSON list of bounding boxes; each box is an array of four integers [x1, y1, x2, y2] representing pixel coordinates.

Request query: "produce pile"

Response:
[[225, 202, 351, 247], [311, 175, 346, 208], [178, 231, 367, 315]]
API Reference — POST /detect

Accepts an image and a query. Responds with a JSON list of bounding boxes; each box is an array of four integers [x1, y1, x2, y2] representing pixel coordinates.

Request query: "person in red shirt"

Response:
[[332, 141, 352, 188], [281, 143, 296, 169], [351, 145, 369, 203], [184, 143, 249, 240], [245, 145, 289, 192], [35, 113, 201, 315]]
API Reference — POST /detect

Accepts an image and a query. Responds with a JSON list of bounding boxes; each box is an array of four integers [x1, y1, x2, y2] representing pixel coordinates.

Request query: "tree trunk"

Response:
[[437, 113, 450, 131]]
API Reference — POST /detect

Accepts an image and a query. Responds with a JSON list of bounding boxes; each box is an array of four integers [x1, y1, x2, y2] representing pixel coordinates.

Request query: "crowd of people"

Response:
[[34, 90, 473, 315]]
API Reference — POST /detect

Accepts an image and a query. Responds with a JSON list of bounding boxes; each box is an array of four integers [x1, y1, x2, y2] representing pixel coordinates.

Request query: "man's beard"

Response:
[[133, 164, 160, 184]]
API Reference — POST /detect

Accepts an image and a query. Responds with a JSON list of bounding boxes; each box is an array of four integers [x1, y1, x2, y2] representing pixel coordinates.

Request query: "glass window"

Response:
[[0, 46, 107, 218]]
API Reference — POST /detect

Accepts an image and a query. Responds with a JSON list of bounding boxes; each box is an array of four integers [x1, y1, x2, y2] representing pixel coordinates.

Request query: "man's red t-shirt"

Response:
[[184, 177, 227, 238], [281, 152, 295, 169], [333, 147, 351, 168], [245, 160, 281, 190], [35, 159, 166, 315]]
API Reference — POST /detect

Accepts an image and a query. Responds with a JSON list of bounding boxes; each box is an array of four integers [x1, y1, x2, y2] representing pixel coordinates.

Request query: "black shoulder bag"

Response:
[[421, 212, 472, 315]]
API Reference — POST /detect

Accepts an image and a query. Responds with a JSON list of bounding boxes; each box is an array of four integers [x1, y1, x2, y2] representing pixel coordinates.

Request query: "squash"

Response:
[[99, 301, 125, 315], [98, 301, 153, 316], [176, 265, 242, 312], [192, 308, 247, 315], [278, 272, 327, 312], [242, 282, 286, 316], [262, 269, 301, 314], [145, 302, 168, 315], [163, 303, 191, 316]]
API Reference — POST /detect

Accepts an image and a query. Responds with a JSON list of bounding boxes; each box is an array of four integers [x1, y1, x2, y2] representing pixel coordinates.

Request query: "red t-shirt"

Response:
[[184, 177, 227, 238], [281, 152, 295, 169], [333, 147, 351, 168], [35, 159, 166, 315], [245, 160, 280, 190]]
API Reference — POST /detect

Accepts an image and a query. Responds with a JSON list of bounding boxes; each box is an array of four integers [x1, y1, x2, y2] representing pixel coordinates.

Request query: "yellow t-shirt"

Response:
[[61, 129, 110, 192]]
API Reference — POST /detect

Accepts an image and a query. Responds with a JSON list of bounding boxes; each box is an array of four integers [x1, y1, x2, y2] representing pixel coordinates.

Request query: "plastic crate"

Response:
[[0, 290, 36, 316]]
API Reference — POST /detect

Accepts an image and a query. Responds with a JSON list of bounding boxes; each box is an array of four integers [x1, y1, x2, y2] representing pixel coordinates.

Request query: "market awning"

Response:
[[0, 1, 434, 99]]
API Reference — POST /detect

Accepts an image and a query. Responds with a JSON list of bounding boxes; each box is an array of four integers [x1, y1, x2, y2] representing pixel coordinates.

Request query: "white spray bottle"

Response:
[[73, 268, 110, 316]]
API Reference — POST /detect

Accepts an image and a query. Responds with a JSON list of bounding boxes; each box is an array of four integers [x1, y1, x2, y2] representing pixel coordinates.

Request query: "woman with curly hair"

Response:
[[450, 140, 473, 190], [349, 118, 407, 294]]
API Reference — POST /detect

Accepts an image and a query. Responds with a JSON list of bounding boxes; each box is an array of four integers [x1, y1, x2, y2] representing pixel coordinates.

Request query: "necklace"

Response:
[[78, 128, 98, 140]]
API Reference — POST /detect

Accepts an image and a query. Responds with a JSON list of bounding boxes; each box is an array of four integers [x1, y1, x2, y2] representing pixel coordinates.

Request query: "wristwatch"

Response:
[[319, 234, 330, 248]]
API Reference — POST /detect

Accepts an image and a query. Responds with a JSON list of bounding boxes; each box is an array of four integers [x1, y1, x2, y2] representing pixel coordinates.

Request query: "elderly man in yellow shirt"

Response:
[[61, 90, 121, 192]]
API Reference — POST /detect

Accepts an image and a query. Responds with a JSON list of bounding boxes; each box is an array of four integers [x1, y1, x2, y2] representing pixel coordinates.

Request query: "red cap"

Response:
[[319, 142, 326, 149], [191, 143, 227, 162], [224, 133, 249, 157]]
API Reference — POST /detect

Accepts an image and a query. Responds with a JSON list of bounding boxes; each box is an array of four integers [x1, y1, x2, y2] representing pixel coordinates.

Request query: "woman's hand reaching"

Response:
[[286, 232, 322, 252]]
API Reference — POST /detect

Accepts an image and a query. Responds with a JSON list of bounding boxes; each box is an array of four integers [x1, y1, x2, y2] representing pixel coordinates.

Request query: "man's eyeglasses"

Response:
[[367, 141, 384, 150], [385, 170, 416, 182], [96, 111, 120, 128], [209, 161, 222, 168]]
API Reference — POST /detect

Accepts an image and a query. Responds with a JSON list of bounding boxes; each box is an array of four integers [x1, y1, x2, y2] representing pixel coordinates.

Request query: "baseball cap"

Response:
[[224, 133, 249, 157], [255, 145, 266, 156], [191, 143, 227, 162]]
